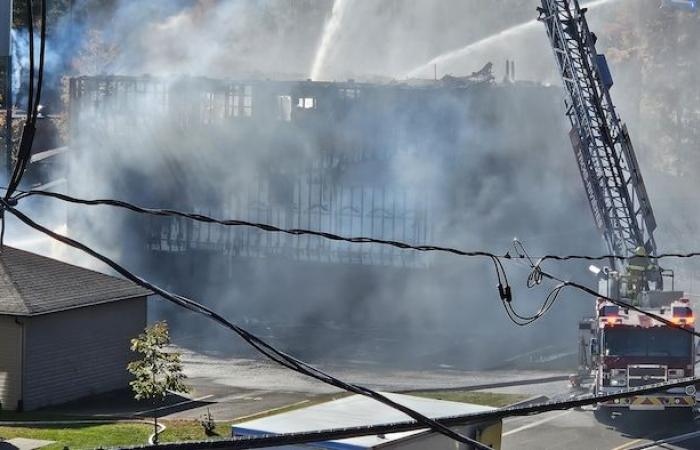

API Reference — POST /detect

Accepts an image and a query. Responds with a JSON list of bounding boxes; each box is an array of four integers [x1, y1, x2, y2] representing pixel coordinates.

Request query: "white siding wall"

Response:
[[23, 297, 147, 410], [382, 425, 478, 450], [0, 315, 22, 411]]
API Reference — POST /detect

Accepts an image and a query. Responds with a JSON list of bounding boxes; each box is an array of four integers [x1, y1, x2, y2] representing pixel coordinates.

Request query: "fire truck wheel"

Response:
[[593, 406, 614, 424]]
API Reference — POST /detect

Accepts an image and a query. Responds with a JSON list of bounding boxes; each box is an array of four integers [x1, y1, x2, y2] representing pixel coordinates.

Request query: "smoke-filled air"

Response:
[[6, 0, 700, 377]]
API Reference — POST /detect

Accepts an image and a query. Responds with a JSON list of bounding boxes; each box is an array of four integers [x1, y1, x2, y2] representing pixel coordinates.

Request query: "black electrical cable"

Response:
[[14, 189, 700, 331], [3, 190, 585, 329], [9, 195, 696, 446], [32, 0, 46, 121], [25, 0, 35, 121], [512, 240, 700, 339], [14, 189, 700, 265], [121, 376, 700, 450], [496, 240, 565, 326], [0, 200, 492, 450], [4, 0, 47, 201], [12, 190, 504, 259], [3, 198, 697, 447]]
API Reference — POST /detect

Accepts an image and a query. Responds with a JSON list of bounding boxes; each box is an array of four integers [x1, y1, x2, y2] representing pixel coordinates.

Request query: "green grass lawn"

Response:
[[0, 420, 233, 449], [0, 391, 524, 448], [0, 423, 152, 450], [159, 420, 231, 443], [409, 390, 529, 407]]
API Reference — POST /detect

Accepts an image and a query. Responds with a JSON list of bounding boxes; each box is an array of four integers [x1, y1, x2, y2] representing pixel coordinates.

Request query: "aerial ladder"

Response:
[[538, 0, 697, 414], [537, 0, 663, 299]]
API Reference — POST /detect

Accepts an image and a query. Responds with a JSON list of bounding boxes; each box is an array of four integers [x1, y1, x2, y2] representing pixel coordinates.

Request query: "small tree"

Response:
[[199, 408, 217, 437], [128, 321, 189, 445]]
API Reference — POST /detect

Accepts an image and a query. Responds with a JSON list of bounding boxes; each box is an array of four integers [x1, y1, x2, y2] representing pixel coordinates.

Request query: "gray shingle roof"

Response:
[[0, 246, 151, 316]]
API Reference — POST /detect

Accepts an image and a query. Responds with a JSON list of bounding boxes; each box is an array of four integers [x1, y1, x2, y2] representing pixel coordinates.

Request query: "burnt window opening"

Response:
[[297, 97, 316, 109], [278, 96, 292, 121], [243, 85, 253, 117], [228, 85, 253, 118]]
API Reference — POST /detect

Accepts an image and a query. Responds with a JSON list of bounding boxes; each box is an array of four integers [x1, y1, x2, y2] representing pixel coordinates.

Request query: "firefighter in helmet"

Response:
[[626, 246, 654, 304]]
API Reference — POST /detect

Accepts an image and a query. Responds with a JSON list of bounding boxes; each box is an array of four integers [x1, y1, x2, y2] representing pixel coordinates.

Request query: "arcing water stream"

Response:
[[403, 0, 621, 79], [310, 0, 350, 81]]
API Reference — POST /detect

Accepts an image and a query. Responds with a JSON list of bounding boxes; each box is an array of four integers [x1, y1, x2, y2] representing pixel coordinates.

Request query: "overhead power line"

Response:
[[0, 199, 492, 450], [4, 0, 47, 201], [14, 189, 700, 264], [122, 376, 700, 450], [0, 3, 695, 448], [6, 198, 699, 450], [13, 189, 700, 331], [512, 240, 700, 337]]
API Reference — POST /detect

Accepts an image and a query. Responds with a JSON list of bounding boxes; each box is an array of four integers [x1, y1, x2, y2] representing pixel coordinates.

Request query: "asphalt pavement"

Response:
[[502, 408, 700, 450], [168, 351, 700, 449]]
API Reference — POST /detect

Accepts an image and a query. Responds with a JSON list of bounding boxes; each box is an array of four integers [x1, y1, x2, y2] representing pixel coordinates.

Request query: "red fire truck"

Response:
[[538, 0, 698, 418], [577, 294, 696, 414]]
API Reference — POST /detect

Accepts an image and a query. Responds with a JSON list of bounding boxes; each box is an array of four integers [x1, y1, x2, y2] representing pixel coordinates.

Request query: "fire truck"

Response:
[[537, 0, 697, 415], [578, 294, 696, 413]]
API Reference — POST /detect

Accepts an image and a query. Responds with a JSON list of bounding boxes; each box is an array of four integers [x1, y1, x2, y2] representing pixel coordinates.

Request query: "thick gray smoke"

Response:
[[11, 0, 700, 370]]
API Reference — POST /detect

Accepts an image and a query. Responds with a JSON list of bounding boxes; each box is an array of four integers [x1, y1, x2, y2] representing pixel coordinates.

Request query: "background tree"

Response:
[[127, 321, 189, 445], [71, 28, 120, 75]]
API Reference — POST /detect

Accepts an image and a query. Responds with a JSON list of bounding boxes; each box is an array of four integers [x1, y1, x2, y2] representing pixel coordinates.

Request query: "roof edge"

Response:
[[0, 293, 150, 317]]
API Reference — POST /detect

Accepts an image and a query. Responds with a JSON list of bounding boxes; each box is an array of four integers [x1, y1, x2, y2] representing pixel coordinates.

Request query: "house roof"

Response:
[[0, 246, 152, 316], [233, 392, 497, 449]]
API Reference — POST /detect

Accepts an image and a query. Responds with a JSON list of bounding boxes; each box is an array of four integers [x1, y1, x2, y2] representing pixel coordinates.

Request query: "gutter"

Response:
[[14, 316, 25, 412]]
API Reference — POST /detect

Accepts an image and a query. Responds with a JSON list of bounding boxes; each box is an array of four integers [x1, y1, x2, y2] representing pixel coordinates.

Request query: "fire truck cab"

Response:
[[577, 293, 697, 414]]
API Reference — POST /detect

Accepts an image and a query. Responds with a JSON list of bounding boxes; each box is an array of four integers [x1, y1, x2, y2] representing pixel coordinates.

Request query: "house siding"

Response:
[[23, 297, 147, 410], [0, 315, 22, 411]]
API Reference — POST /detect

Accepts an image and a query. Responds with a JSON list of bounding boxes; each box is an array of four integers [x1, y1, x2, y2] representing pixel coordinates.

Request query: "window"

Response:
[[297, 97, 316, 109], [228, 85, 253, 118], [243, 85, 253, 117], [604, 328, 692, 358], [278, 96, 292, 121]]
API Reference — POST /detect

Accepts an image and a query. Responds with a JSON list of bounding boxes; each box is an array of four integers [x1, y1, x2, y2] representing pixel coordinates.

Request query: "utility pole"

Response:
[[0, 0, 11, 179]]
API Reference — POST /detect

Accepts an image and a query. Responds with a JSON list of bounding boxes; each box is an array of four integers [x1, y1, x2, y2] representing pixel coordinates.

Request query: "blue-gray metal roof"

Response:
[[232, 392, 496, 449]]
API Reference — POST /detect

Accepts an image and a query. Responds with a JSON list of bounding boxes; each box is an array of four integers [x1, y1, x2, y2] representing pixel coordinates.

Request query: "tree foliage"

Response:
[[127, 321, 189, 402], [601, 1, 700, 175], [12, 0, 71, 29], [71, 28, 120, 75]]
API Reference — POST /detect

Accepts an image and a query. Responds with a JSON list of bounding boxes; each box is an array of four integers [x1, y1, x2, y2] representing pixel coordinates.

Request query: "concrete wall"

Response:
[[23, 297, 147, 410], [0, 315, 22, 411]]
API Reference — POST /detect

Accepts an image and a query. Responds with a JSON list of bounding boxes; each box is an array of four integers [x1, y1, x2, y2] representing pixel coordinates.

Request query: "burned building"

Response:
[[67, 73, 570, 264], [64, 73, 598, 364]]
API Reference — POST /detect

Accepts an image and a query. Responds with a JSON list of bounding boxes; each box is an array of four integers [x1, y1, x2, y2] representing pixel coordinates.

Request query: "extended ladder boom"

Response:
[[538, 0, 657, 264]]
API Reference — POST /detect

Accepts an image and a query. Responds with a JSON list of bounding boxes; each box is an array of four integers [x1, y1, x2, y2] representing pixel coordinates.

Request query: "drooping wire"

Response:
[[0, 189, 613, 328], [0, 200, 492, 450], [4, 0, 47, 201], [32, 0, 46, 120], [4, 196, 700, 446], [513, 240, 700, 339], [1, 0, 46, 248], [490, 246, 564, 326], [121, 375, 700, 450], [13, 189, 700, 264], [13, 188, 700, 332], [25, 0, 35, 121]]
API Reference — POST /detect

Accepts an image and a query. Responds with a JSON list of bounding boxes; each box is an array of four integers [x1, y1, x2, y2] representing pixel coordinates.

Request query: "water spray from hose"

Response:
[[310, 0, 350, 81], [403, 0, 622, 79]]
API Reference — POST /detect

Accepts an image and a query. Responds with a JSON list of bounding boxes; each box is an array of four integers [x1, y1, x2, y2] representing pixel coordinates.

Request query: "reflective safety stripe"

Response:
[[604, 395, 695, 407], [632, 396, 663, 406]]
